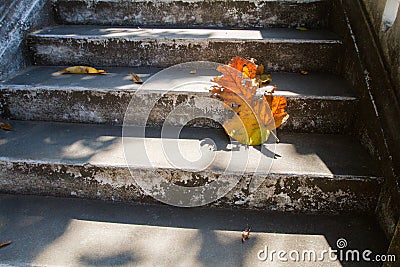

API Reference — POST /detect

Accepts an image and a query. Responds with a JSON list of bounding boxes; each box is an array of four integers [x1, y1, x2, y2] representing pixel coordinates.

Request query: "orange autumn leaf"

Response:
[[263, 95, 289, 130], [211, 57, 288, 145], [229, 56, 258, 79], [212, 65, 257, 101]]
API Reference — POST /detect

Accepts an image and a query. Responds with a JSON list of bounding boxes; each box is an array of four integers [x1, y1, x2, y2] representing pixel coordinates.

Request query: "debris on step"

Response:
[[300, 70, 309, 75], [242, 226, 251, 243], [59, 66, 107, 74], [130, 72, 143, 84], [0, 122, 12, 131], [0, 240, 12, 249]]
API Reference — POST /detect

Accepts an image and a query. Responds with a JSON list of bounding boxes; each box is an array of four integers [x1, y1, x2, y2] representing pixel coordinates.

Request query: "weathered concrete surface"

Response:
[[54, 0, 331, 29], [0, 0, 53, 80], [355, 0, 400, 243], [332, 0, 400, 240], [361, 0, 400, 102], [0, 120, 382, 213], [0, 194, 389, 267], [0, 66, 357, 133], [27, 26, 343, 72]]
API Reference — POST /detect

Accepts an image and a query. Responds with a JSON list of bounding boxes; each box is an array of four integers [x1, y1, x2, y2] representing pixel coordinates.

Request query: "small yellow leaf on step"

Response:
[[130, 72, 143, 84], [300, 70, 309, 75], [296, 27, 308, 31], [59, 66, 106, 74], [260, 73, 272, 83]]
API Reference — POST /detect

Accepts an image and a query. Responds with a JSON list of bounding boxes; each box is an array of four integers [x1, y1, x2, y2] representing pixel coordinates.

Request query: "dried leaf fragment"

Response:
[[130, 72, 143, 84], [190, 70, 197, 74], [260, 73, 272, 84], [296, 27, 308, 31], [300, 70, 309, 75], [242, 226, 251, 243], [0, 240, 12, 248], [0, 122, 12, 131], [59, 66, 106, 74]]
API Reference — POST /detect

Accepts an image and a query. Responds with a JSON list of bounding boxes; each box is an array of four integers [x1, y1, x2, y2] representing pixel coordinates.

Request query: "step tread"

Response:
[[0, 120, 380, 179], [0, 194, 388, 267], [1, 66, 355, 99], [30, 25, 341, 43]]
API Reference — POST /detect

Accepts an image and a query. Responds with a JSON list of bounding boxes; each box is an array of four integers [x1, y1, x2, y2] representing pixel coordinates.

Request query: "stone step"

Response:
[[0, 194, 388, 267], [27, 25, 343, 72], [0, 66, 357, 134], [53, 0, 331, 29], [0, 120, 382, 213]]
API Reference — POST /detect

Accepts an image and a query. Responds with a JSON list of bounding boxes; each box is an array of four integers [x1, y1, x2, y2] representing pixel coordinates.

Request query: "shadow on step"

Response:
[[0, 194, 389, 266]]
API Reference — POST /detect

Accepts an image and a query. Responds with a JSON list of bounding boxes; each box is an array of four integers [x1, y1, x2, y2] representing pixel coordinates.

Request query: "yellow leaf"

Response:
[[300, 70, 309, 75], [59, 66, 106, 74], [0, 123, 12, 131], [260, 73, 272, 83], [130, 72, 143, 84], [223, 115, 270, 146], [296, 27, 308, 31]]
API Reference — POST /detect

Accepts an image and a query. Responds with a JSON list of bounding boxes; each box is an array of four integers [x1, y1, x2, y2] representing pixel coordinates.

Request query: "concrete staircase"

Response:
[[0, 0, 390, 266]]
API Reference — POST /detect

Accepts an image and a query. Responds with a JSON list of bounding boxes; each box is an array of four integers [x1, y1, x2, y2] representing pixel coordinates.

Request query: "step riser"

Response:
[[27, 37, 342, 72], [0, 88, 356, 133], [54, 0, 330, 29], [0, 160, 382, 214]]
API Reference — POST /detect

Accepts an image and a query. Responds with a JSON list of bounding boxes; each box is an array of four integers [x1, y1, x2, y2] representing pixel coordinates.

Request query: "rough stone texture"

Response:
[[361, 0, 400, 104], [53, 0, 331, 29], [0, 0, 53, 80], [333, 0, 400, 241], [0, 194, 389, 267], [357, 0, 400, 245], [0, 160, 382, 214], [0, 66, 357, 133], [0, 120, 382, 214], [26, 26, 343, 72]]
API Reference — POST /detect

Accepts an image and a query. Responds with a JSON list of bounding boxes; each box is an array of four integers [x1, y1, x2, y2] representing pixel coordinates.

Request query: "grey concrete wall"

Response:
[[0, 0, 53, 80], [336, 0, 400, 240], [361, 0, 400, 238], [361, 0, 400, 101]]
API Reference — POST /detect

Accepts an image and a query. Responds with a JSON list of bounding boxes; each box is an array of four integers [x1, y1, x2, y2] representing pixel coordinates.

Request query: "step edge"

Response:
[[0, 157, 384, 181], [28, 33, 343, 44], [0, 84, 358, 100]]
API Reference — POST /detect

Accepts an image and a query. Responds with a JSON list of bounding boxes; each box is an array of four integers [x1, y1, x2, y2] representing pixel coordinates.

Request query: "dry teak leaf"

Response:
[[59, 66, 106, 74], [130, 72, 143, 84], [0, 240, 12, 249], [0, 122, 12, 131], [210, 57, 288, 145]]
